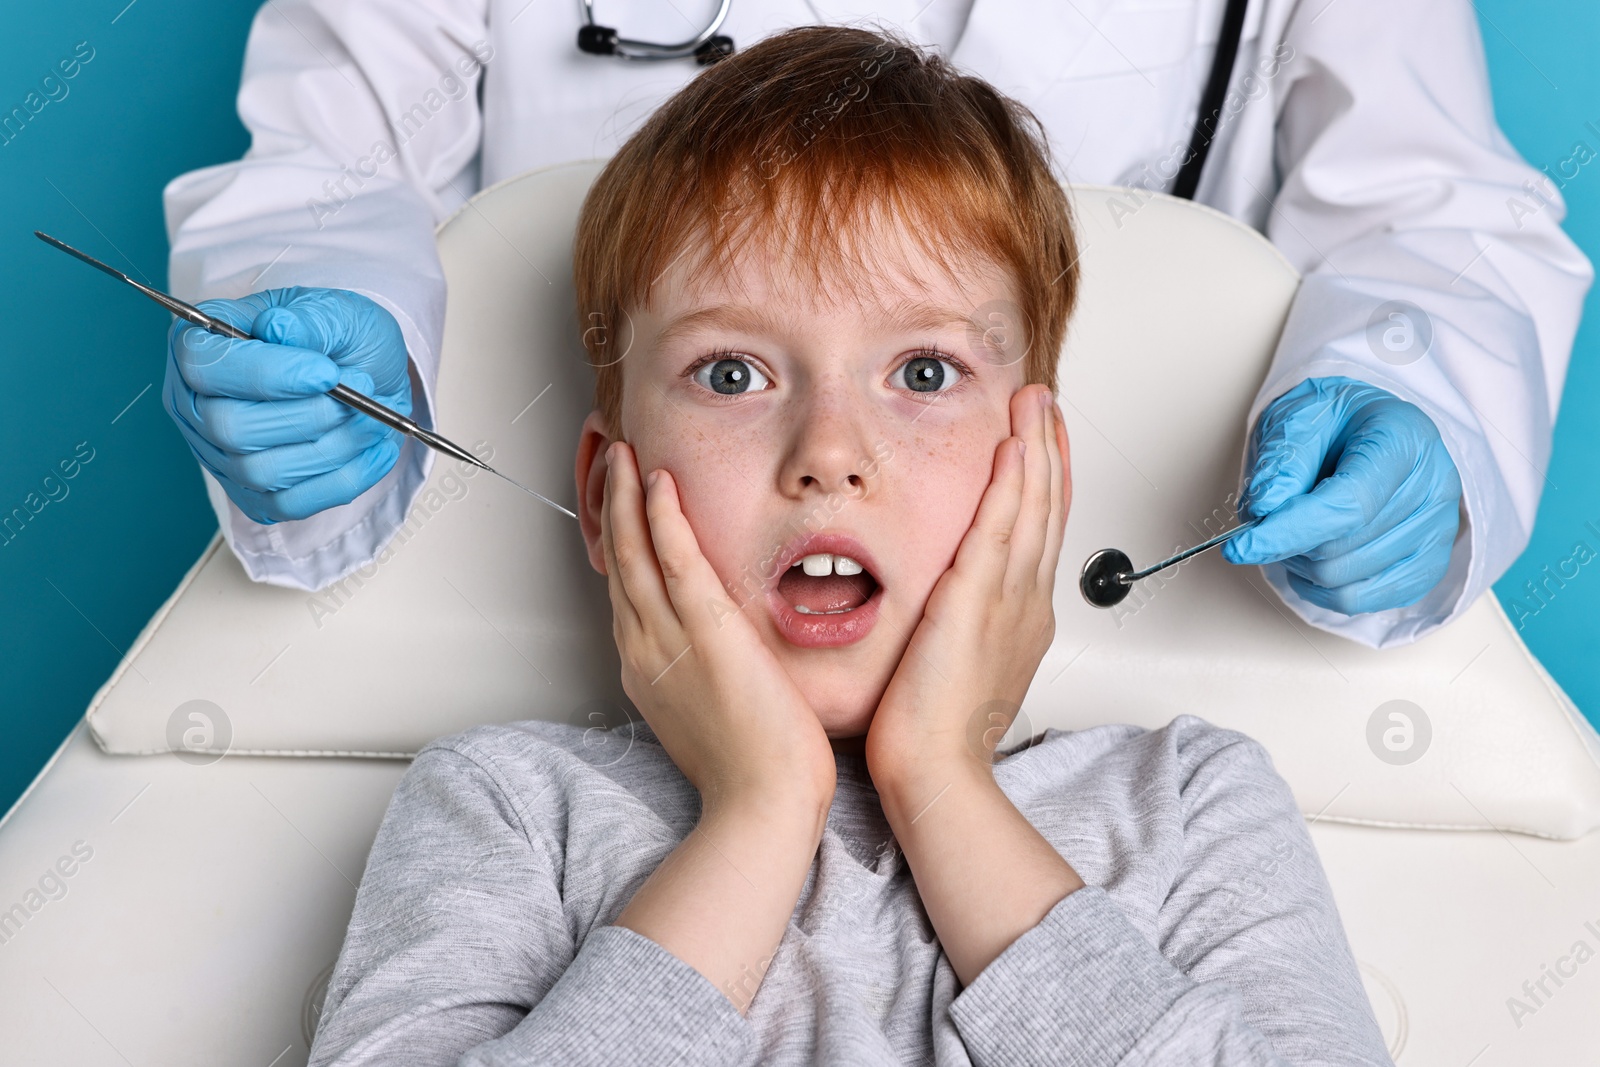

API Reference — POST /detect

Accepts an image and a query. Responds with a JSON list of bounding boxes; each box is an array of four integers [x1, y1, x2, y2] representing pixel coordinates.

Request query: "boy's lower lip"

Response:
[[766, 583, 883, 648]]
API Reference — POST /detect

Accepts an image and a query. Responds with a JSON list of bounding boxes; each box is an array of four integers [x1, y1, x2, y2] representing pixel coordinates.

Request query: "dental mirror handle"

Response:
[[1123, 516, 1262, 582]]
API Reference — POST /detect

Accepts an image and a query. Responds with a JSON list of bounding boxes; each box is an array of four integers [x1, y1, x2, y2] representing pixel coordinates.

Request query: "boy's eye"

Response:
[[692, 357, 772, 395], [896, 353, 960, 394]]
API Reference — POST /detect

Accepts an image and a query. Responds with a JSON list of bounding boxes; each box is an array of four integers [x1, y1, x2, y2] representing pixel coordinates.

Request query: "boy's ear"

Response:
[[574, 409, 614, 576]]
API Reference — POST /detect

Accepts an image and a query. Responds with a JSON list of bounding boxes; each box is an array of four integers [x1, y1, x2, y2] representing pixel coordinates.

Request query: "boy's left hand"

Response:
[[864, 385, 1070, 786]]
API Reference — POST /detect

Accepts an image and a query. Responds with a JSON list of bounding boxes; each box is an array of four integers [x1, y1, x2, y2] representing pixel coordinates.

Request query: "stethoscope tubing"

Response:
[[580, 0, 733, 60]]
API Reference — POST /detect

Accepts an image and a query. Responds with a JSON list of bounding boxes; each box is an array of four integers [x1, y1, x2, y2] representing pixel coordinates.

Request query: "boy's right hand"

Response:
[[601, 441, 838, 813]]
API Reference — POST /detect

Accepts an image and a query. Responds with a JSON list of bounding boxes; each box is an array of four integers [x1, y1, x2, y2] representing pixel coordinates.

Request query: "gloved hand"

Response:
[[1221, 375, 1463, 615], [162, 287, 413, 524]]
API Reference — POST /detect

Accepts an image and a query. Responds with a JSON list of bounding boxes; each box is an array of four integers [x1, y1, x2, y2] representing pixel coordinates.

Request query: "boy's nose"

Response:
[[780, 398, 880, 501]]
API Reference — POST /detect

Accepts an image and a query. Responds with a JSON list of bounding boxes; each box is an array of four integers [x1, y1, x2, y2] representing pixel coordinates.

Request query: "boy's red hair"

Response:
[[572, 24, 1080, 436]]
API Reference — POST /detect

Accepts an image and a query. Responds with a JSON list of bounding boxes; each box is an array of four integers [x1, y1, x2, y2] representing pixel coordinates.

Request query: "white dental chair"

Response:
[[2, 162, 1597, 1066]]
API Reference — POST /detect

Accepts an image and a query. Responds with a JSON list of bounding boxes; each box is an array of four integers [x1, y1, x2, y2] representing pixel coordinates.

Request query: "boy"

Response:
[[309, 26, 1392, 1067]]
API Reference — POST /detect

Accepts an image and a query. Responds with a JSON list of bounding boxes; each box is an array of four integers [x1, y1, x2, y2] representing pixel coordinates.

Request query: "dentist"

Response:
[[162, 0, 1592, 648]]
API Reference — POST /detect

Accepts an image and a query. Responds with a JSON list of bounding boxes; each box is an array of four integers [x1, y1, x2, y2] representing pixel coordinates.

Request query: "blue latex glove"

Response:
[[162, 287, 413, 524], [1221, 375, 1463, 615]]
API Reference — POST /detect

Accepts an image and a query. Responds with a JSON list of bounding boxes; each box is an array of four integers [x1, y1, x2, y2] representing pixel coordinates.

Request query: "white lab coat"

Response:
[[164, 0, 1592, 649]]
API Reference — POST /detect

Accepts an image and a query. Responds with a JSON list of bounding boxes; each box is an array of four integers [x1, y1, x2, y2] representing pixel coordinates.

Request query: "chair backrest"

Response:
[[86, 161, 1600, 838]]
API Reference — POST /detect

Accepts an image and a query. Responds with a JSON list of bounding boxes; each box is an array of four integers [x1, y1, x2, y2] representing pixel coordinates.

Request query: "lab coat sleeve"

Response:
[[308, 743, 754, 1067], [1222, 0, 1593, 647], [162, 0, 494, 592], [945, 720, 1392, 1067]]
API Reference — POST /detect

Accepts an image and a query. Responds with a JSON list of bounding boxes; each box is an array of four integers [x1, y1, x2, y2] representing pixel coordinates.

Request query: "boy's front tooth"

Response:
[[801, 553, 834, 577], [834, 556, 863, 575]]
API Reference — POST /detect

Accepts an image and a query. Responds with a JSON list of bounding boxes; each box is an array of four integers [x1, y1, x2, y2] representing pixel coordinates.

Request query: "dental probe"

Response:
[[1079, 516, 1264, 608], [37, 231, 576, 520]]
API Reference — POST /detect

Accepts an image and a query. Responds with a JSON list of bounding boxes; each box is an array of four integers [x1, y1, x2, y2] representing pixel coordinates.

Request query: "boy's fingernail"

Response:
[[1018, 440, 1027, 457], [1040, 389, 1053, 409], [646, 469, 660, 490]]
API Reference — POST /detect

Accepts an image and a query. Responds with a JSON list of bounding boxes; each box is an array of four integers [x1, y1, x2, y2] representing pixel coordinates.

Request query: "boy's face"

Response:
[[576, 214, 1068, 740]]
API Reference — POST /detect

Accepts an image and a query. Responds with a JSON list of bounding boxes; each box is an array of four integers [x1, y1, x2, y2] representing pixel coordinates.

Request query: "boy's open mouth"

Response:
[[766, 533, 885, 648], [777, 554, 879, 614]]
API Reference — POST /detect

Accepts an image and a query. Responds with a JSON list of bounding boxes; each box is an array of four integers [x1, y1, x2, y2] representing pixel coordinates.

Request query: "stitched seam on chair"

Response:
[[89, 745, 418, 759], [1308, 812, 1568, 841], [1485, 593, 1600, 778], [0, 720, 89, 834], [83, 532, 226, 733]]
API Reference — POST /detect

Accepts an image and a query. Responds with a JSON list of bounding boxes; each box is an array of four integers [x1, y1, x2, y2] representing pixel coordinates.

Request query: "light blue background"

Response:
[[0, 2, 1595, 814]]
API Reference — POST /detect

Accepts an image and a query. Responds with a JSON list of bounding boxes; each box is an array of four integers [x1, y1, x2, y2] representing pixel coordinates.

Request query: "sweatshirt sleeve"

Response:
[[162, 0, 494, 592], [1223, 0, 1593, 647], [308, 742, 754, 1067], [944, 723, 1393, 1067]]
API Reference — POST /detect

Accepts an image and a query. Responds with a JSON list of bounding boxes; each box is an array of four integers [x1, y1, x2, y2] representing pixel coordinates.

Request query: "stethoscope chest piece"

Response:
[[1079, 548, 1134, 608]]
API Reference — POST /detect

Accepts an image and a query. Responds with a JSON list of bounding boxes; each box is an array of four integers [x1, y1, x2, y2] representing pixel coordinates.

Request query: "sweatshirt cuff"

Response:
[[462, 924, 754, 1067], [946, 886, 1192, 1067]]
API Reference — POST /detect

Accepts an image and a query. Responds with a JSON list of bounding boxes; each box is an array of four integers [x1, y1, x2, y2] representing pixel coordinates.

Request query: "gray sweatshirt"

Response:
[[308, 714, 1393, 1066]]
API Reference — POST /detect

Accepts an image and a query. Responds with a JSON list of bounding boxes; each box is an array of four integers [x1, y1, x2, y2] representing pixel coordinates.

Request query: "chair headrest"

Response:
[[87, 161, 1600, 839]]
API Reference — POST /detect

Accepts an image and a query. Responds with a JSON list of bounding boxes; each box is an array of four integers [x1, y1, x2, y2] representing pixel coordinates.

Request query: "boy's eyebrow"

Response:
[[652, 300, 974, 350]]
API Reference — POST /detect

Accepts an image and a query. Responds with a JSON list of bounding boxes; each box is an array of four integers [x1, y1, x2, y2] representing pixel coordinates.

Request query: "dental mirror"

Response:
[[1079, 516, 1263, 608]]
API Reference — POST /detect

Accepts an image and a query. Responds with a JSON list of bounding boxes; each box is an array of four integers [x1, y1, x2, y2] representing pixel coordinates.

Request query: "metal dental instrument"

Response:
[[37, 231, 576, 520], [1079, 516, 1264, 608]]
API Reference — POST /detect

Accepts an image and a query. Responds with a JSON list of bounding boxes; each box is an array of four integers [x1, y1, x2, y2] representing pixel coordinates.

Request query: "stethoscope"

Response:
[[576, 0, 736, 64]]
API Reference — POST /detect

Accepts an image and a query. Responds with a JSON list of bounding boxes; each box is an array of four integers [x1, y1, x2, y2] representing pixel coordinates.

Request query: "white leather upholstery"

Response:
[[81, 162, 1600, 838], [0, 725, 406, 1066]]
